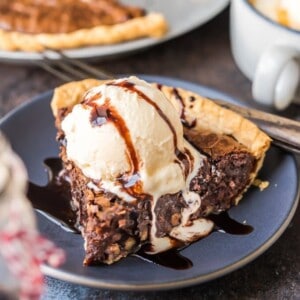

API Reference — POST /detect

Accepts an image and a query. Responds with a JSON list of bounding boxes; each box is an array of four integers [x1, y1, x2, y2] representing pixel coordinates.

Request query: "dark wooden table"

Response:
[[0, 8, 299, 300]]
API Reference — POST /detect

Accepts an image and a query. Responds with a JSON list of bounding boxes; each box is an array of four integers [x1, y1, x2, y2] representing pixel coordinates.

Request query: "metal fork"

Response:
[[35, 49, 113, 82], [36, 50, 300, 155]]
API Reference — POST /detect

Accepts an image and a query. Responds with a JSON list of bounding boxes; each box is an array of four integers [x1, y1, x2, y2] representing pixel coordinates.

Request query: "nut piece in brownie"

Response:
[[51, 77, 271, 265]]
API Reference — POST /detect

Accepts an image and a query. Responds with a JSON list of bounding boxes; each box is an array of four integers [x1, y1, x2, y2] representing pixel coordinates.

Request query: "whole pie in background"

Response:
[[0, 0, 168, 52]]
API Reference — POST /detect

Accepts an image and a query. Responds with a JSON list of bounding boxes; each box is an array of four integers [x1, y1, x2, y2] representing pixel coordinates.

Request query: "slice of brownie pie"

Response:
[[0, 0, 167, 52], [51, 77, 271, 265]]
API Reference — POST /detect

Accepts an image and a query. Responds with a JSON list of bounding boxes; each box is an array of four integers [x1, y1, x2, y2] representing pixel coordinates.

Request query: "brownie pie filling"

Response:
[[155, 131, 255, 238]]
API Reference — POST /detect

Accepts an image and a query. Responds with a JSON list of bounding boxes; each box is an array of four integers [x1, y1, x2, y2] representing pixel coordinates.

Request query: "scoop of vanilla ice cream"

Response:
[[62, 76, 188, 196], [61, 76, 213, 254]]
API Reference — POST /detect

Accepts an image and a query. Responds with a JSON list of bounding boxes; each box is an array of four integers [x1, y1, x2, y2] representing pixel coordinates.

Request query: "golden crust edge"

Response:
[[51, 79, 105, 116], [156, 84, 271, 160], [0, 13, 167, 52]]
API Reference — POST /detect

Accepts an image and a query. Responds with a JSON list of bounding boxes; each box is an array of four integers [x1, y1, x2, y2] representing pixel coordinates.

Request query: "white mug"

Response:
[[230, 0, 300, 110]]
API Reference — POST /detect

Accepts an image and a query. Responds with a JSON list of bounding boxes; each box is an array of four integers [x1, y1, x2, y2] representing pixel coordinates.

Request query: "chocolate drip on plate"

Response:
[[27, 158, 78, 233], [209, 212, 253, 235], [134, 248, 193, 270], [27, 157, 254, 269]]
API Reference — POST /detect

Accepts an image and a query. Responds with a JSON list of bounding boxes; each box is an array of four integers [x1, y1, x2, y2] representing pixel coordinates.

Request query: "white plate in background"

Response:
[[0, 0, 229, 63]]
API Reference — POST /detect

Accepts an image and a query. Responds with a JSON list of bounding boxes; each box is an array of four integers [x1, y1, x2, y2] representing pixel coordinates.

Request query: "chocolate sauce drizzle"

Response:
[[108, 80, 192, 178], [83, 95, 140, 190], [27, 158, 254, 270], [109, 81, 180, 149], [172, 88, 197, 129]]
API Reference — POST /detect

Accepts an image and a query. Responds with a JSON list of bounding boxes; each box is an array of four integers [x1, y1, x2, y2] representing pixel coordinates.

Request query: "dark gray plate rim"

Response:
[[0, 75, 299, 291]]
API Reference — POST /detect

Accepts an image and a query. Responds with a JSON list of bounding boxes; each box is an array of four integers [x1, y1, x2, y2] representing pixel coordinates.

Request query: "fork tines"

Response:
[[34, 49, 113, 82]]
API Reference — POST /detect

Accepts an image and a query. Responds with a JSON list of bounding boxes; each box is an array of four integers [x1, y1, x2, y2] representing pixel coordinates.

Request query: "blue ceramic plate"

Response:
[[0, 76, 299, 291]]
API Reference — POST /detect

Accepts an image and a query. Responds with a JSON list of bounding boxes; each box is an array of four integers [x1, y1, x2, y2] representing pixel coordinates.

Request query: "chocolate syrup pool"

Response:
[[27, 158, 253, 270], [27, 158, 78, 233]]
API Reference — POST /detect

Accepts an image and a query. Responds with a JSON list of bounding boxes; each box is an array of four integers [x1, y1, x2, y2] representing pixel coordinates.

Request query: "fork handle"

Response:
[[214, 99, 300, 153]]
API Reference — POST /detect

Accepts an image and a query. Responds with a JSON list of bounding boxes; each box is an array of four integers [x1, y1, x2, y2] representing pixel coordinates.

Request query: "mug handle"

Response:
[[252, 45, 300, 110]]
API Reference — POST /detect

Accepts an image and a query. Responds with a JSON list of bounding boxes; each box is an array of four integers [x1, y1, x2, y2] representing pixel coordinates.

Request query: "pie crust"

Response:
[[51, 78, 271, 161], [0, 13, 167, 52], [51, 78, 271, 264], [51, 78, 271, 206]]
